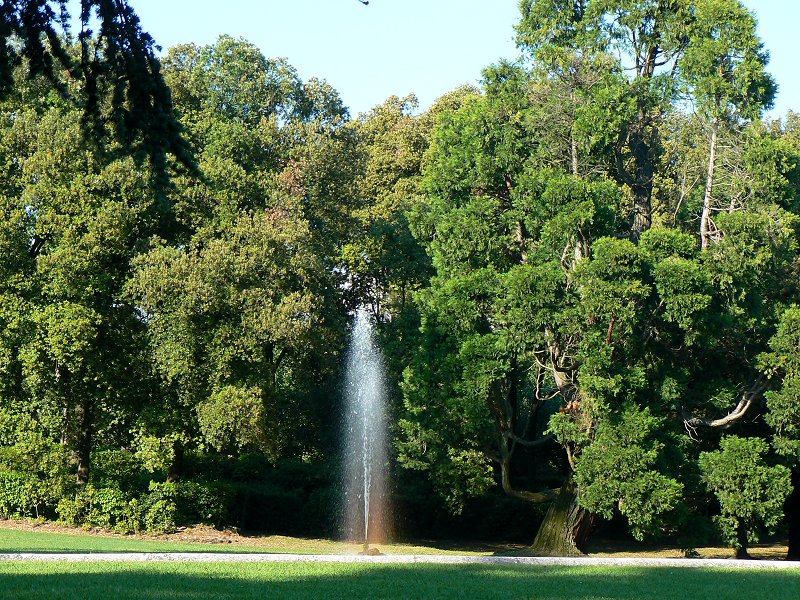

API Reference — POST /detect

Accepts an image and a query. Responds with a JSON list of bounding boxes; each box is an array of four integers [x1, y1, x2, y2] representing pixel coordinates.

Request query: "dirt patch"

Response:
[[0, 519, 503, 554]]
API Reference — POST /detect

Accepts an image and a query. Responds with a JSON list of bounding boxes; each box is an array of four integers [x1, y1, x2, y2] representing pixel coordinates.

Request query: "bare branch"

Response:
[[500, 456, 558, 503], [681, 377, 767, 430]]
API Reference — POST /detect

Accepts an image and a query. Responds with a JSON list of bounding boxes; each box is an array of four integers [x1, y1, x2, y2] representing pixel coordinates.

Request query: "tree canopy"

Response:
[[0, 0, 799, 559]]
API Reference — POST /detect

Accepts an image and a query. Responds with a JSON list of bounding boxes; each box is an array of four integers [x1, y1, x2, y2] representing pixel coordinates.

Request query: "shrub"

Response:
[[142, 497, 177, 533], [141, 480, 234, 532], [0, 416, 71, 518], [0, 470, 34, 518], [56, 484, 137, 532]]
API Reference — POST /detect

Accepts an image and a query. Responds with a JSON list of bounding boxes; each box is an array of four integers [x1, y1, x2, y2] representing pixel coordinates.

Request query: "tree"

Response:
[[0, 94, 162, 485], [398, 66, 688, 553], [345, 94, 430, 321], [398, 2, 799, 554], [130, 37, 357, 466], [129, 210, 329, 459], [517, 0, 694, 237], [0, 1, 193, 180], [0, 1, 194, 488], [680, 0, 776, 249], [760, 307, 800, 559], [699, 436, 791, 558]]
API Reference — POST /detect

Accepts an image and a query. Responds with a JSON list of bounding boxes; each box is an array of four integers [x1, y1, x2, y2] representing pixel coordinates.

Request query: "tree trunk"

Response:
[[75, 398, 92, 485], [167, 441, 184, 483], [735, 523, 750, 559], [571, 135, 579, 177], [631, 204, 650, 239], [531, 476, 594, 556], [700, 119, 719, 250], [569, 136, 590, 265], [627, 125, 655, 240], [786, 467, 800, 561]]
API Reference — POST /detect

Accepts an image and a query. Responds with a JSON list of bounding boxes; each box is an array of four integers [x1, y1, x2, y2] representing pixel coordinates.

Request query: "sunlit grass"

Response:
[[0, 561, 798, 600], [0, 521, 791, 560], [0, 523, 491, 555]]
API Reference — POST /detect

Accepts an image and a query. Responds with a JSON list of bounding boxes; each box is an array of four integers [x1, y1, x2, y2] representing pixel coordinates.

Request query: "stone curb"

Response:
[[0, 553, 798, 569]]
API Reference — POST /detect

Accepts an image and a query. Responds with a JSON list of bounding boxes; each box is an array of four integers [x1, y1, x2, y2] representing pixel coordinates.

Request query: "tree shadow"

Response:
[[0, 562, 798, 600]]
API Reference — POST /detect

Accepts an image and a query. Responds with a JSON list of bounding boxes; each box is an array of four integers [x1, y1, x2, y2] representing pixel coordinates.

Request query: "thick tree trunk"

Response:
[[786, 467, 800, 561], [531, 477, 594, 556], [619, 109, 657, 240], [700, 119, 719, 250], [629, 127, 655, 240], [75, 398, 92, 485]]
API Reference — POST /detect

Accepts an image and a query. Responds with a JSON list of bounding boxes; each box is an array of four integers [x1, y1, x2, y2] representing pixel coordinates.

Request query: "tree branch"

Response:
[[681, 376, 766, 433], [507, 432, 555, 448], [500, 455, 558, 503]]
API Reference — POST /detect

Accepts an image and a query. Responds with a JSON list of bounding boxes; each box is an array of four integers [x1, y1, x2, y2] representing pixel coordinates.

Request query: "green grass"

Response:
[[2, 527, 798, 599], [0, 526, 490, 555], [0, 562, 798, 600], [0, 529, 257, 554]]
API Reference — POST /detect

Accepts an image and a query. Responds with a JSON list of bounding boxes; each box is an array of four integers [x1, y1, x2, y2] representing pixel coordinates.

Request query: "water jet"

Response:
[[343, 307, 389, 549]]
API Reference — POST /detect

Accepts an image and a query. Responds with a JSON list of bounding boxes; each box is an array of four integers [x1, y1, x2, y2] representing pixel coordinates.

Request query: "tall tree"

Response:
[[398, 63, 689, 553], [399, 2, 799, 555], [680, 0, 775, 249], [517, 0, 694, 237], [0, 92, 162, 484], [130, 37, 357, 465]]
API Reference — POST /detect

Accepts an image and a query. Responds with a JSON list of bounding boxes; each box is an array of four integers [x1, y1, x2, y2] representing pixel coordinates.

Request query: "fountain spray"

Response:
[[343, 307, 388, 553]]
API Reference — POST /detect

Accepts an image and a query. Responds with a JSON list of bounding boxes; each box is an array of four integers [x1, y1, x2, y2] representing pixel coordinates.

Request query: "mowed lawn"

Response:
[[0, 528, 248, 554], [0, 525, 490, 555], [0, 561, 799, 600], [1, 527, 799, 599]]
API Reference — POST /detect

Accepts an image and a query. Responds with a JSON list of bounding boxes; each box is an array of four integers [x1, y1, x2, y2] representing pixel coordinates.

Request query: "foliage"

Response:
[[397, 0, 800, 554], [699, 436, 791, 549], [761, 307, 800, 462], [56, 484, 136, 533], [0, 410, 70, 518], [0, 1, 194, 180], [573, 406, 683, 540]]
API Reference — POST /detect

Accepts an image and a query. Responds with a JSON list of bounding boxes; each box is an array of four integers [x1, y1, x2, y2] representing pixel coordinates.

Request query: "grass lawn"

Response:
[[0, 523, 491, 555], [0, 527, 250, 554], [1, 521, 792, 560], [0, 561, 798, 600], [2, 523, 798, 599]]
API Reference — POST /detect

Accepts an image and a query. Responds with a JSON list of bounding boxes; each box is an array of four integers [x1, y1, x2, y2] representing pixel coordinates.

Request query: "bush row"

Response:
[[1, 446, 546, 541]]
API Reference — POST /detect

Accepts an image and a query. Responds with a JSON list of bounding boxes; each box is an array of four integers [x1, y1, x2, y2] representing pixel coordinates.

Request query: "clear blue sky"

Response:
[[81, 0, 800, 118]]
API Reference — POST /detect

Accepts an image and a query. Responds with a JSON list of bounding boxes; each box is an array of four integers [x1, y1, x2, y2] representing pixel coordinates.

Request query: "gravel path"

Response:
[[0, 553, 798, 569]]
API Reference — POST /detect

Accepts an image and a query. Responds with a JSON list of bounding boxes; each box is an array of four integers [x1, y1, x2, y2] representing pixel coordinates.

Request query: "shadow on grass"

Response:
[[0, 562, 799, 600]]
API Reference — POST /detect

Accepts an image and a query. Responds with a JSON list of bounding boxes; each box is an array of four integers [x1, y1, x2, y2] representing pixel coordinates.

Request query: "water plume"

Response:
[[343, 307, 389, 546]]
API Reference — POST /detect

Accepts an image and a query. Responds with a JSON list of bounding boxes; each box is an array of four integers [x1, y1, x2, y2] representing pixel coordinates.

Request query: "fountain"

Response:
[[343, 307, 389, 553]]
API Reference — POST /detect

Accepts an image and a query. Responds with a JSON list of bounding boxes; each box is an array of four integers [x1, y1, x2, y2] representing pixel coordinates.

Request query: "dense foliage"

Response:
[[0, 0, 798, 557]]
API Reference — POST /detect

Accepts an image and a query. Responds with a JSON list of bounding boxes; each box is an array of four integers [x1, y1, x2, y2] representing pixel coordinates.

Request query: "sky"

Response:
[[74, 0, 800, 119]]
